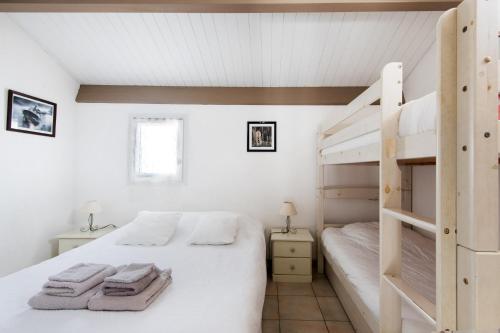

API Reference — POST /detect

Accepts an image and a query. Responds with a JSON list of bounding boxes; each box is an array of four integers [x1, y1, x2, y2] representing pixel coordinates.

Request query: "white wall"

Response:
[[0, 14, 79, 276], [74, 104, 378, 241], [403, 42, 437, 101]]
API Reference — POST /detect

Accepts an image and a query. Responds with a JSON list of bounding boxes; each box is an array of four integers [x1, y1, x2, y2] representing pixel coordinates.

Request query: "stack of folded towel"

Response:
[[29, 263, 117, 310], [88, 263, 172, 311], [28, 263, 172, 311]]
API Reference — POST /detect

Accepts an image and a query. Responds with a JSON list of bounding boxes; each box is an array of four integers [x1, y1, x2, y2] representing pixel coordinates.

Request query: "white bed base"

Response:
[[323, 243, 377, 333], [316, 0, 500, 331]]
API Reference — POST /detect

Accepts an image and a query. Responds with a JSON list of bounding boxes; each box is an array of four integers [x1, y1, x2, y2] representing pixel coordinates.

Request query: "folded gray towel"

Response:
[[88, 270, 172, 311], [49, 263, 108, 283], [43, 265, 116, 297], [104, 263, 156, 283], [103, 266, 161, 296], [29, 283, 102, 310]]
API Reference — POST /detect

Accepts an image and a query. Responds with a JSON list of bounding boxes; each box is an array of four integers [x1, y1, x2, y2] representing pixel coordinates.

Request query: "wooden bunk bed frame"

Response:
[[315, 0, 499, 331]]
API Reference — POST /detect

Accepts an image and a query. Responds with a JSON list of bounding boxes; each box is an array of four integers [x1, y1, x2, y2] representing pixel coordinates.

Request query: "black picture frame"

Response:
[[6, 90, 57, 137], [247, 121, 277, 152]]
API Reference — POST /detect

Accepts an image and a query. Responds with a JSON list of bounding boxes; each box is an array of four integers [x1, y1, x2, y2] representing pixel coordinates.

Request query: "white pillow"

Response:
[[187, 213, 239, 245], [116, 211, 181, 246]]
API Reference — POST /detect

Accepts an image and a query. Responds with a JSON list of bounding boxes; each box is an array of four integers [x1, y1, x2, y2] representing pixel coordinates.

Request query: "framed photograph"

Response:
[[247, 121, 276, 152], [6, 90, 57, 137]]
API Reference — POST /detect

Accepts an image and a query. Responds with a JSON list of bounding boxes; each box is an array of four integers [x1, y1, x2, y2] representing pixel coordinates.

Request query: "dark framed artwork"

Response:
[[6, 90, 57, 137], [247, 121, 276, 152]]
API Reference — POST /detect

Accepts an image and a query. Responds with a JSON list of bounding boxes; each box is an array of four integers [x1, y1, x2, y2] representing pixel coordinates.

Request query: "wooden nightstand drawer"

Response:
[[273, 241, 311, 258], [58, 239, 92, 254], [55, 228, 115, 256], [273, 258, 311, 275]]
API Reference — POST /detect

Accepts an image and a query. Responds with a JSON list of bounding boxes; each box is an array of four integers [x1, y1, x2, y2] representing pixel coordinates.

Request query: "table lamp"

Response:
[[80, 201, 116, 232], [280, 201, 297, 234]]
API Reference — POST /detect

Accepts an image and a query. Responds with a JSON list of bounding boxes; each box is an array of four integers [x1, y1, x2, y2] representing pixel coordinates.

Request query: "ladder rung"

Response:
[[382, 274, 436, 326], [382, 208, 436, 233]]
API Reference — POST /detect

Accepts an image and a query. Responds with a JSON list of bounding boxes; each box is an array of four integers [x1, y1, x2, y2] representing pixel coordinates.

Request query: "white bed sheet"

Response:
[[0, 212, 267, 333], [322, 222, 435, 332], [322, 92, 438, 156]]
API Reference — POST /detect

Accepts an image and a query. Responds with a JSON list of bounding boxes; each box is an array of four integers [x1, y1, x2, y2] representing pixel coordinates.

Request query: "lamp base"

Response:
[[80, 213, 117, 232], [280, 216, 297, 234]]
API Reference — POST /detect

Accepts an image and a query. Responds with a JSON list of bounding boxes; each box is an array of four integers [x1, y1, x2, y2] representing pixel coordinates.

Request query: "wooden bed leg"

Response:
[[316, 132, 325, 274]]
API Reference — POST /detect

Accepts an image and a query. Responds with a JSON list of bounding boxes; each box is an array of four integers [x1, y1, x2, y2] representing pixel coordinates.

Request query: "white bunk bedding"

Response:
[[322, 92, 438, 157], [321, 222, 435, 332], [0, 212, 266, 333]]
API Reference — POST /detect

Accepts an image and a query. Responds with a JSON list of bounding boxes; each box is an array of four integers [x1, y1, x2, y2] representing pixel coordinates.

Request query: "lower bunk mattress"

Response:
[[321, 222, 435, 333]]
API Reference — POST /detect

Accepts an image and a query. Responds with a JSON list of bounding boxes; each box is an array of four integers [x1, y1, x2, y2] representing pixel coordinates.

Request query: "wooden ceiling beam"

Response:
[[76, 86, 370, 105], [0, 0, 459, 13]]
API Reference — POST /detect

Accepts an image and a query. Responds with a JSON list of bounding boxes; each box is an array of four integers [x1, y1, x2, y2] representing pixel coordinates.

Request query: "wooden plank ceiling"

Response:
[[9, 11, 442, 88], [0, 0, 459, 13]]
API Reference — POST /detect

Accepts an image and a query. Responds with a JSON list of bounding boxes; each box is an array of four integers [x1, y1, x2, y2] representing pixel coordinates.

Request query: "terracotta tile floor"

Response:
[[262, 275, 355, 333]]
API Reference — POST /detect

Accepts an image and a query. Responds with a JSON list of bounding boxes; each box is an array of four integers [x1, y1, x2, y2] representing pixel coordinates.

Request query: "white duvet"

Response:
[[322, 222, 435, 332], [0, 212, 267, 333]]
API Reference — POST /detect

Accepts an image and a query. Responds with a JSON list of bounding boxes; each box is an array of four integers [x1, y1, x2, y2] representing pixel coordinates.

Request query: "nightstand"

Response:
[[55, 228, 115, 255], [270, 228, 314, 283]]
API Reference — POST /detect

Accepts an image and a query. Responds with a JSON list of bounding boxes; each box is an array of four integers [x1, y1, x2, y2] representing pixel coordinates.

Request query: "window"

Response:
[[130, 117, 183, 183]]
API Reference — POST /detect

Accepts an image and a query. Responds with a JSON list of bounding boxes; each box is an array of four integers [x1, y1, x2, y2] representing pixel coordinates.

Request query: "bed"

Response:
[[321, 222, 435, 333], [320, 91, 500, 164], [0, 212, 267, 333]]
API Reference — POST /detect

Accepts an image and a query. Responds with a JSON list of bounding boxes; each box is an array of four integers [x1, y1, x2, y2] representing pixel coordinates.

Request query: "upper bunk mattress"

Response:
[[321, 222, 435, 331], [323, 92, 437, 155], [398, 92, 437, 137], [0, 212, 266, 333]]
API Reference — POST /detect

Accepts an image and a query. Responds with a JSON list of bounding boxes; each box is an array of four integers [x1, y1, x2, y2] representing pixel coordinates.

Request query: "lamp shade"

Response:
[[279, 201, 297, 216], [82, 201, 102, 214]]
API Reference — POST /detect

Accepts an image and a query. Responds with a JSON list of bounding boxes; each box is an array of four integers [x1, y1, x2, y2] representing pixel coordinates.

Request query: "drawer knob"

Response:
[[290, 248, 295, 253], [290, 265, 295, 271]]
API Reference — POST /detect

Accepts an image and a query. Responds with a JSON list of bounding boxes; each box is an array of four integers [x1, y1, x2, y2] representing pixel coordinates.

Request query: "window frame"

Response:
[[129, 116, 184, 184]]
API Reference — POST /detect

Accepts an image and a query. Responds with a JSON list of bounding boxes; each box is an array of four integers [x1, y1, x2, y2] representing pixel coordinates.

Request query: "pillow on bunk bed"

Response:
[[116, 211, 181, 246], [187, 213, 239, 245]]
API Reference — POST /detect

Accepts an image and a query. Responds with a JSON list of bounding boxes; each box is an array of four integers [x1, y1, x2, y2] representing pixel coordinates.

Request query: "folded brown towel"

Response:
[[88, 270, 172, 311], [43, 266, 116, 297], [104, 263, 156, 283], [49, 263, 108, 283], [29, 283, 102, 310], [103, 266, 161, 296]]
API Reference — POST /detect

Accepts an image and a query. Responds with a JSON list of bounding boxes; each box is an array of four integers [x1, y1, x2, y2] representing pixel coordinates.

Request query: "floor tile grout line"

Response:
[[264, 277, 353, 333]]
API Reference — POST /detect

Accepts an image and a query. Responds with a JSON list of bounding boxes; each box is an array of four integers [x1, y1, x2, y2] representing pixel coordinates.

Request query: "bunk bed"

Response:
[[315, 0, 499, 332]]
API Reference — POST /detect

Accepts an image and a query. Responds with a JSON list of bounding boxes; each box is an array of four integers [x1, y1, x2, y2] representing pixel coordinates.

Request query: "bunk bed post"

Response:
[[456, 0, 500, 330], [400, 166, 412, 212], [435, 7, 458, 331], [316, 131, 325, 274], [379, 62, 403, 333]]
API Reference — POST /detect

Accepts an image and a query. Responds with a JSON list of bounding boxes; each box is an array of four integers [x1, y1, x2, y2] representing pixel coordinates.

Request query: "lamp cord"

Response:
[[80, 214, 117, 232]]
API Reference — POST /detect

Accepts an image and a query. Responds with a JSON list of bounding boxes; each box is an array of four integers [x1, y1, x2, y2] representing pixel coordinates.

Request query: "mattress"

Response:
[[398, 92, 437, 137], [321, 222, 435, 332], [0, 212, 267, 333], [322, 92, 437, 156]]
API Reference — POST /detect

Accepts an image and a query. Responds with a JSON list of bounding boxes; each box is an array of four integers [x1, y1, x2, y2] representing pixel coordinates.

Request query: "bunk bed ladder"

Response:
[[379, 58, 457, 332], [379, 11, 459, 330]]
